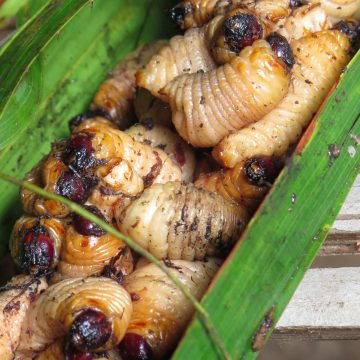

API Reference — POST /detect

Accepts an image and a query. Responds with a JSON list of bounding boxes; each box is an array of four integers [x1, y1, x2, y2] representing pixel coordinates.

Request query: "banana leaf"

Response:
[[0, 0, 358, 359]]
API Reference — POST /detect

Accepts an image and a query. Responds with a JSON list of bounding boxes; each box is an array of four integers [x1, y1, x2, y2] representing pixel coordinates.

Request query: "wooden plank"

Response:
[[320, 175, 360, 256], [274, 267, 360, 340]]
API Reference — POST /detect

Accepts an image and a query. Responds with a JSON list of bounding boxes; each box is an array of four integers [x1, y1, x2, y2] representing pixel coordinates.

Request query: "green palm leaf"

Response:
[[0, 1, 358, 359]]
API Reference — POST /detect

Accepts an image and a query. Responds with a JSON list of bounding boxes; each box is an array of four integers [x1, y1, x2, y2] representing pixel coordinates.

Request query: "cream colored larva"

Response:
[[305, 0, 360, 20], [119, 259, 220, 359], [17, 277, 132, 355], [0, 276, 47, 360], [116, 181, 247, 261], [125, 123, 196, 183], [32, 339, 123, 360], [162, 39, 290, 148], [213, 30, 351, 167], [136, 16, 221, 98], [274, 3, 335, 42], [90, 40, 167, 129], [57, 224, 133, 280], [170, 0, 291, 29]]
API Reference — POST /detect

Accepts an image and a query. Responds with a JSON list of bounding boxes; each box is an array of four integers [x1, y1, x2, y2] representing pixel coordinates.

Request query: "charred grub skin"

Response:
[[21, 224, 54, 274], [63, 133, 95, 173], [119, 333, 154, 360], [72, 205, 107, 237], [266, 33, 295, 69], [244, 156, 279, 187], [69, 308, 112, 352], [332, 20, 360, 54], [223, 13, 263, 54]]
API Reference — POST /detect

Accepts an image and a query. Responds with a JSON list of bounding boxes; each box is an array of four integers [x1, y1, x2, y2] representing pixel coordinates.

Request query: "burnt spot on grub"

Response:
[[69, 308, 112, 352], [21, 223, 54, 274], [244, 156, 279, 186], [223, 13, 263, 54], [72, 205, 107, 237], [266, 33, 295, 68], [119, 333, 154, 360]]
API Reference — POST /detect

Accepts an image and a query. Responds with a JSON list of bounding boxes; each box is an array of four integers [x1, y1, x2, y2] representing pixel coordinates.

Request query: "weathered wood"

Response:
[[274, 267, 360, 340], [320, 175, 360, 256]]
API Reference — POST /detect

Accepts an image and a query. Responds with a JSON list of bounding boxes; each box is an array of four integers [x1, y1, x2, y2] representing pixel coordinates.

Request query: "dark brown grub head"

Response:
[[63, 133, 95, 173], [21, 224, 54, 275], [266, 33, 295, 68], [119, 333, 154, 360], [169, 2, 193, 29], [332, 20, 360, 54], [223, 13, 263, 54], [244, 156, 279, 186], [56, 170, 95, 204], [68, 308, 112, 352], [72, 205, 107, 237]]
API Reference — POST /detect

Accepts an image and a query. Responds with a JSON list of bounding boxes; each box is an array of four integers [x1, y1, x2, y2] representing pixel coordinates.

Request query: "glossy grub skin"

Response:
[[90, 41, 167, 129], [304, 0, 360, 20], [136, 16, 220, 98], [120, 259, 220, 359], [10, 216, 66, 275], [169, 0, 236, 29], [274, 3, 334, 42], [170, 0, 292, 29], [0, 275, 47, 360], [116, 182, 247, 261], [211, 8, 267, 64], [195, 157, 278, 213], [266, 33, 295, 68], [71, 117, 182, 220], [162, 40, 290, 148], [72, 118, 182, 196], [213, 30, 351, 167], [57, 223, 133, 280], [17, 277, 132, 354], [125, 124, 196, 183], [134, 89, 172, 129], [34, 339, 123, 360]]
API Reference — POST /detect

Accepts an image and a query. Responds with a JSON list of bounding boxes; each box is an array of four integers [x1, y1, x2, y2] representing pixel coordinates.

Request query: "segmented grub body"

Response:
[[125, 123, 196, 183], [116, 182, 247, 261], [17, 277, 132, 354], [162, 40, 290, 147], [0, 275, 47, 360], [10, 216, 66, 274], [120, 259, 220, 359], [213, 30, 351, 167], [136, 17, 220, 98], [90, 41, 167, 129], [195, 157, 278, 212], [57, 225, 133, 279]]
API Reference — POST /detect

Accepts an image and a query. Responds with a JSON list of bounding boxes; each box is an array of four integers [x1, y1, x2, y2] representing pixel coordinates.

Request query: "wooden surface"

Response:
[[320, 175, 360, 256], [274, 175, 360, 339], [275, 267, 360, 340]]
